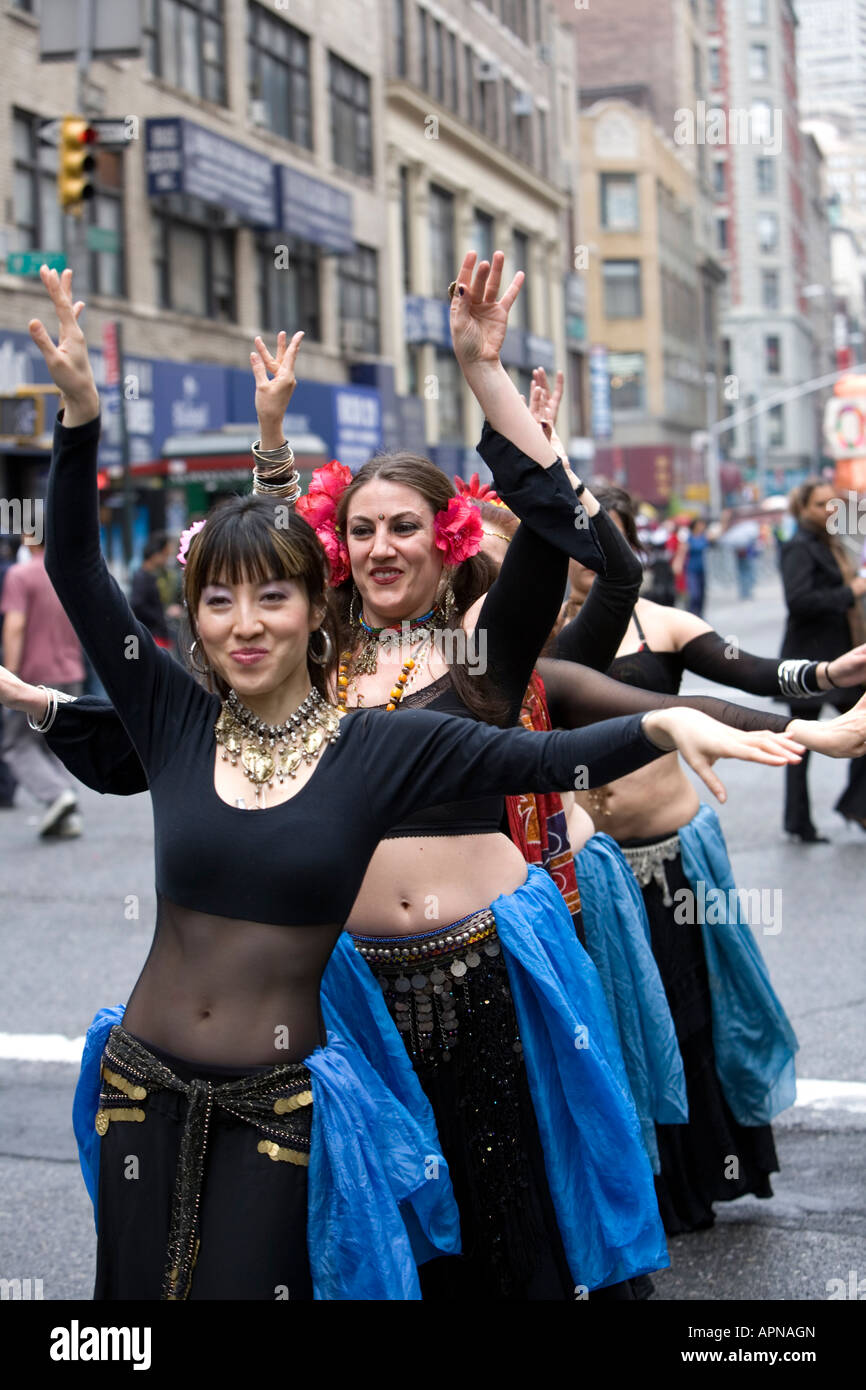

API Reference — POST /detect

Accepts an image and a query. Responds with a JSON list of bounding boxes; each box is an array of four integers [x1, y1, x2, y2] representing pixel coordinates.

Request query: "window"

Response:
[[153, 200, 235, 320], [429, 185, 455, 296], [258, 236, 320, 339], [761, 269, 779, 310], [473, 208, 494, 265], [513, 230, 531, 330], [432, 20, 444, 101], [750, 101, 774, 144], [12, 0, 36, 10], [464, 44, 475, 124], [600, 173, 639, 230], [757, 211, 778, 252], [708, 46, 721, 88], [329, 53, 373, 177], [608, 352, 646, 412], [479, 72, 499, 143], [706, 0, 719, 26], [712, 160, 726, 195], [418, 6, 428, 90], [434, 348, 464, 441], [88, 151, 126, 298], [749, 43, 769, 80], [339, 245, 380, 354], [13, 110, 65, 258], [248, 6, 311, 149], [13, 111, 125, 297], [756, 156, 776, 194], [765, 334, 781, 375], [716, 215, 728, 251], [747, 0, 767, 21], [767, 403, 784, 446], [603, 260, 642, 318], [400, 166, 412, 294], [448, 31, 458, 111], [144, 0, 226, 105], [393, 0, 407, 79], [538, 108, 548, 179]]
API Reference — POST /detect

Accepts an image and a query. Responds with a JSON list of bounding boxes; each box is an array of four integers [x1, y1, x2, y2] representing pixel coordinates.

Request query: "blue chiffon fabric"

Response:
[[72, 938, 461, 1301], [678, 804, 798, 1125], [574, 833, 688, 1173], [490, 865, 669, 1290]]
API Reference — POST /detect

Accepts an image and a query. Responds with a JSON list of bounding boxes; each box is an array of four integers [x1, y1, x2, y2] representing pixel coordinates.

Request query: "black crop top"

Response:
[[44, 413, 666, 927]]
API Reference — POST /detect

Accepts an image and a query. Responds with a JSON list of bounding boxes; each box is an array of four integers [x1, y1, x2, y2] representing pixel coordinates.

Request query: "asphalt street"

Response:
[[0, 569, 863, 1302]]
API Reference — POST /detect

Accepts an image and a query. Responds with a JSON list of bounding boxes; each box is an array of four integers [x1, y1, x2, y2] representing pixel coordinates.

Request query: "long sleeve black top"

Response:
[[43, 413, 664, 926]]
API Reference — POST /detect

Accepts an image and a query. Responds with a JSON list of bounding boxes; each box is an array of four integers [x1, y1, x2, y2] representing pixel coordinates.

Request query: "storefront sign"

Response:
[[145, 118, 277, 227], [277, 167, 354, 253]]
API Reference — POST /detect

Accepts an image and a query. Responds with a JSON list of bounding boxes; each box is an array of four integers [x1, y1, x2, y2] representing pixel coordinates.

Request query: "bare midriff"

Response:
[[574, 750, 700, 844], [122, 899, 342, 1067]]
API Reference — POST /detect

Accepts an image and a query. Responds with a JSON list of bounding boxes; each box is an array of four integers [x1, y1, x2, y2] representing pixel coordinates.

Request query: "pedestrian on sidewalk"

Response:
[[685, 517, 709, 617], [131, 532, 177, 652], [0, 524, 85, 837], [780, 478, 866, 841]]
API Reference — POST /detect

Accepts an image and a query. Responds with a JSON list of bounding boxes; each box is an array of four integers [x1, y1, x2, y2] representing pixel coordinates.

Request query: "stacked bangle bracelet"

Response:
[[251, 439, 301, 504], [777, 658, 823, 699], [26, 685, 76, 733]]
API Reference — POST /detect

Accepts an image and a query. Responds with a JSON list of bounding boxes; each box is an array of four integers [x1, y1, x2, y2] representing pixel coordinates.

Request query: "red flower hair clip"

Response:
[[454, 472, 500, 505], [296, 459, 353, 586], [433, 495, 484, 565]]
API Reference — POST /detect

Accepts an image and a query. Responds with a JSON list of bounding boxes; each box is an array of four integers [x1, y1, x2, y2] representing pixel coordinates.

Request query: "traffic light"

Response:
[[58, 117, 98, 213]]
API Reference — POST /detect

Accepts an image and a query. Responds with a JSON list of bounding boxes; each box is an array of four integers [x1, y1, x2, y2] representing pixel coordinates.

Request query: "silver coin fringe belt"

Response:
[[95, 1024, 313, 1301], [620, 832, 682, 907], [351, 908, 507, 1061]]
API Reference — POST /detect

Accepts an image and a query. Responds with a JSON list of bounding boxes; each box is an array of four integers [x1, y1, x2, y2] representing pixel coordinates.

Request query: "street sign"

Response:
[[86, 225, 120, 254], [41, 117, 135, 149], [5, 251, 66, 276]]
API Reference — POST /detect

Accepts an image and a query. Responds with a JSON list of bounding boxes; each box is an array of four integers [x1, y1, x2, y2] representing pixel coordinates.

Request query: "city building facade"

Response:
[[579, 98, 710, 506]]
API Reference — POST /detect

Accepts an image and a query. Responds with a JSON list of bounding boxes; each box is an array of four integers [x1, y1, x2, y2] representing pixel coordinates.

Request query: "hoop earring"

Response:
[[189, 639, 210, 676], [309, 627, 333, 666]]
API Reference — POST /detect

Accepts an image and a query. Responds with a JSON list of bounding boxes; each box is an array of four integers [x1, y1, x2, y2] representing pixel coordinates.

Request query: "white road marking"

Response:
[[1, 1033, 866, 1114]]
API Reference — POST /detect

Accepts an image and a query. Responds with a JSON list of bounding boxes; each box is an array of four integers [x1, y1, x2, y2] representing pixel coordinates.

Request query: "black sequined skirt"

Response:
[[619, 833, 779, 1235], [351, 909, 649, 1301]]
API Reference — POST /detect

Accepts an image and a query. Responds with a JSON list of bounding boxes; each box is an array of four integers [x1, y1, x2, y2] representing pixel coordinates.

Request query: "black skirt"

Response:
[[352, 909, 650, 1301], [93, 1036, 313, 1301], [621, 837, 779, 1235]]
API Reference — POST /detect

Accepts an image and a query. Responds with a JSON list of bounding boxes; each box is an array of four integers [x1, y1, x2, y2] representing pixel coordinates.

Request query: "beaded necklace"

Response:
[[337, 629, 433, 713]]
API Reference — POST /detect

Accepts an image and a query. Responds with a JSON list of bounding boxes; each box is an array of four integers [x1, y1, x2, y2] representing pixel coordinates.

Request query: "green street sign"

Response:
[[5, 251, 66, 276], [86, 225, 120, 254]]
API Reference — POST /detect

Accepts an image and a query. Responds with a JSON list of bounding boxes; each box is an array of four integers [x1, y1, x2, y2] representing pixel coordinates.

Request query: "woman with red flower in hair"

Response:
[[19, 253, 802, 1302]]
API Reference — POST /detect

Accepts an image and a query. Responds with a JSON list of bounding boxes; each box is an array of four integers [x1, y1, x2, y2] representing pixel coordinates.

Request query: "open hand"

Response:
[[642, 708, 804, 803], [788, 689, 866, 758], [28, 266, 97, 422], [450, 250, 524, 368]]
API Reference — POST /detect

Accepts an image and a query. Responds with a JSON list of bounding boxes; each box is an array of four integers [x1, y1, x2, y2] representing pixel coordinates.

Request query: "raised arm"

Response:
[[30, 266, 209, 778]]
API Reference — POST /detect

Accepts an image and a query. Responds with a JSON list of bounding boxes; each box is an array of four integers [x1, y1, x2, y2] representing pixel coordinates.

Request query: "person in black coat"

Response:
[[780, 479, 866, 840], [130, 533, 173, 648]]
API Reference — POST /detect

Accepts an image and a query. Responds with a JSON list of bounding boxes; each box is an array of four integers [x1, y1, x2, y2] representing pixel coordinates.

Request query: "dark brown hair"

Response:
[[335, 453, 508, 723], [180, 494, 338, 701], [592, 484, 641, 552]]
